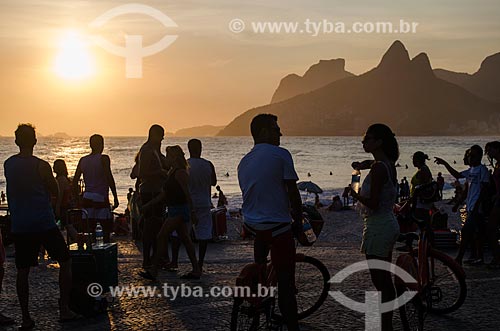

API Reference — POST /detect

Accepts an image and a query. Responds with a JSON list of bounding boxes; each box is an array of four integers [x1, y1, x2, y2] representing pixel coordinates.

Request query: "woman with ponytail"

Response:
[[410, 151, 434, 222], [350, 123, 399, 331]]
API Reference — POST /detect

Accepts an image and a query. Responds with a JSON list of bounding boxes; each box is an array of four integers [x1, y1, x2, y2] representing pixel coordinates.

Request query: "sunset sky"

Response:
[[1, 0, 499, 136]]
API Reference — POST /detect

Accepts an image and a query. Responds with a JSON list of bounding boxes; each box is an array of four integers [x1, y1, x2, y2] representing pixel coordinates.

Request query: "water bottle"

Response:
[[303, 220, 317, 244], [95, 222, 104, 247], [351, 169, 361, 194]]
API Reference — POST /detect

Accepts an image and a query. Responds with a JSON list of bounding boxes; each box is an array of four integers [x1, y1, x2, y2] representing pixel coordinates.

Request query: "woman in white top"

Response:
[[350, 123, 399, 331]]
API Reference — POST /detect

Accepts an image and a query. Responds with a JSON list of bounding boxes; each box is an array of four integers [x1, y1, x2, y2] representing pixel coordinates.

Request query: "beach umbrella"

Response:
[[297, 181, 323, 194]]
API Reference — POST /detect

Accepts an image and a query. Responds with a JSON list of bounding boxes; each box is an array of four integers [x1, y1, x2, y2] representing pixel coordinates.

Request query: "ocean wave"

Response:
[[109, 147, 140, 152]]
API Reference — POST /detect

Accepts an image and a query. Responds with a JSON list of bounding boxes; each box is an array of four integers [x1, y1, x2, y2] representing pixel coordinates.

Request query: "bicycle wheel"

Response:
[[397, 289, 425, 331], [230, 298, 262, 331], [272, 255, 330, 320], [424, 248, 467, 314], [395, 254, 425, 331]]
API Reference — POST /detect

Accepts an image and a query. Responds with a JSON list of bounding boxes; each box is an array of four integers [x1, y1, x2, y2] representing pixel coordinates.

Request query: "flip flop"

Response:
[[179, 272, 201, 280]]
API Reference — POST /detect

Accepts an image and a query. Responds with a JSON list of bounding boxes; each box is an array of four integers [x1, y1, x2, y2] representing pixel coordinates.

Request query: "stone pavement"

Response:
[[1, 236, 500, 331]]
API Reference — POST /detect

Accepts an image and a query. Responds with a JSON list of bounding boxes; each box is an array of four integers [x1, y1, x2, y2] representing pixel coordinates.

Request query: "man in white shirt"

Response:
[[238, 114, 302, 331], [73, 134, 119, 243], [187, 139, 217, 271], [435, 144, 490, 265]]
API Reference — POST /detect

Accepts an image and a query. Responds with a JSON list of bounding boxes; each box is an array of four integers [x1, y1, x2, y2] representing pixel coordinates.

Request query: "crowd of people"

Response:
[[1, 118, 500, 330]]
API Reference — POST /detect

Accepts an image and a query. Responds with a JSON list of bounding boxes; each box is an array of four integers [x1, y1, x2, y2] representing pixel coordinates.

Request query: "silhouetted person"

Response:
[[435, 145, 489, 265], [0, 191, 5, 204], [187, 139, 217, 271], [238, 114, 301, 331], [399, 177, 410, 200], [410, 151, 433, 222], [314, 193, 322, 208], [139, 145, 201, 280], [5, 124, 78, 328], [350, 123, 400, 331], [73, 134, 119, 243], [136, 125, 168, 269], [53, 159, 78, 242], [328, 195, 343, 211], [436, 172, 445, 200], [216, 185, 227, 207], [342, 185, 351, 206], [167, 139, 217, 272]]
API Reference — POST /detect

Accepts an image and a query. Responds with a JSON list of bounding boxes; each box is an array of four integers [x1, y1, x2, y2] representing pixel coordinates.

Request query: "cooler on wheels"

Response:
[[211, 206, 228, 241], [0, 206, 13, 247], [67, 209, 118, 316]]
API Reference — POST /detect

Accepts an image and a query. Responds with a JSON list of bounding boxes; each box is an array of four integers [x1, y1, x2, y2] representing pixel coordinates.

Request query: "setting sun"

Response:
[[53, 31, 95, 80]]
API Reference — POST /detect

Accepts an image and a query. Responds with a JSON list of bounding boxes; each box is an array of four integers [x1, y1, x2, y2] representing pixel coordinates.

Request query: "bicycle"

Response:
[[395, 187, 467, 331], [230, 221, 330, 330]]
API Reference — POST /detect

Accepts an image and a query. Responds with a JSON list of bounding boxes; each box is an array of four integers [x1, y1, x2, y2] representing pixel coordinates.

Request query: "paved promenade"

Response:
[[1, 234, 500, 331]]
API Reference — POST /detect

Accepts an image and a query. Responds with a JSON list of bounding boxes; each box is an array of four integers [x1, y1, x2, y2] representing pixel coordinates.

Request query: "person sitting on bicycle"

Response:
[[410, 151, 434, 222], [238, 114, 302, 331], [435, 145, 490, 265]]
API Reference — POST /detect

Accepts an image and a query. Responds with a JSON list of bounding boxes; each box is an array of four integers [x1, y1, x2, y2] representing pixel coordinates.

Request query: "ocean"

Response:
[[0, 136, 496, 212]]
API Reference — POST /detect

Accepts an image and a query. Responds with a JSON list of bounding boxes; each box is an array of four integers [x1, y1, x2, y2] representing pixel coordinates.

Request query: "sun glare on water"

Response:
[[53, 31, 95, 80]]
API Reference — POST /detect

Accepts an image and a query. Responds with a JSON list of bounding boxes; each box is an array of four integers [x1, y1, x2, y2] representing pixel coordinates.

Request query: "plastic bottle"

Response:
[[351, 169, 361, 193], [95, 222, 104, 247], [303, 220, 317, 244]]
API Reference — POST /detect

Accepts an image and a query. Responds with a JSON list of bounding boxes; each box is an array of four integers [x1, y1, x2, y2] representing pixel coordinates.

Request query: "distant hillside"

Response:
[[434, 52, 500, 102], [174, 125, 225, 137], [271, 59, 355, 103], [219, 41, 500, 136]]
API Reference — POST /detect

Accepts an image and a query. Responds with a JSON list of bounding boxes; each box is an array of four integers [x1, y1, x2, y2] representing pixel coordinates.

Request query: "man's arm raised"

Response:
[[434, 157, 463, 179]]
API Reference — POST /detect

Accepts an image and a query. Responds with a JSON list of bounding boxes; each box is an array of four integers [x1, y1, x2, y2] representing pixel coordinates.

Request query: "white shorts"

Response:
[[193, 207, 212, 241]]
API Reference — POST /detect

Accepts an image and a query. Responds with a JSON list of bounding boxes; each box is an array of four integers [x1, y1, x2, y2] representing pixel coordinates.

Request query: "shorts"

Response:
[[361, 214, 400, 258], [193, 207, 212, 241], [13, 227, 70, 269], [167, 205, 191, 223]]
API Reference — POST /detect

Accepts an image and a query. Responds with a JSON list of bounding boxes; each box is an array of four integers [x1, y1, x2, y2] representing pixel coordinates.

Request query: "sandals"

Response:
[[179, 272, 201, 280]]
